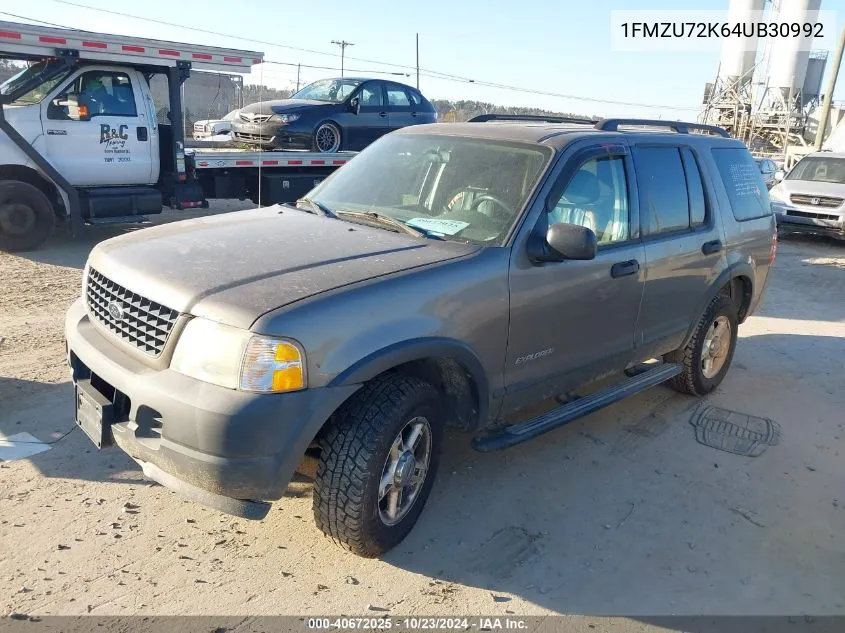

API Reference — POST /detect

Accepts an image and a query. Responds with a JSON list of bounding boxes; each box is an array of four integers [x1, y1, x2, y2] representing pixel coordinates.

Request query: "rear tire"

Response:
[[0, 180, 56, 252], [666, 293, 738, 396], [313, 373, 444, 557]]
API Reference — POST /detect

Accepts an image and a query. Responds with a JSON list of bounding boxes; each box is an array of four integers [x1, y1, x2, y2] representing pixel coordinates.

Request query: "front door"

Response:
[[630, 144, 726, 355], [42, 68, 153, 186], [503, 145, 646, 415], [345, 81, 389, 150]]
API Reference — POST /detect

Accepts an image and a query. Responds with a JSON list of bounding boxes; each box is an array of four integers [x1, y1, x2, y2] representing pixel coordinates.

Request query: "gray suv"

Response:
[[65, 116, 776, 557]]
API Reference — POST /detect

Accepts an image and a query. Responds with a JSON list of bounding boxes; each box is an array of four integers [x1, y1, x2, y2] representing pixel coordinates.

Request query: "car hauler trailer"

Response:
[[0, 21, 352, 251]]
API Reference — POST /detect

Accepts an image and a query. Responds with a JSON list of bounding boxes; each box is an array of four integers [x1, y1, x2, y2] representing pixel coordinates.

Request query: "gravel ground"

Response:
[[1, 205, 844, 620]]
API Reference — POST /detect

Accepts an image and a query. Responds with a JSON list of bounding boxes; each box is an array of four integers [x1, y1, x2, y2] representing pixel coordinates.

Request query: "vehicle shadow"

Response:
[[375, 332, 845, 615]]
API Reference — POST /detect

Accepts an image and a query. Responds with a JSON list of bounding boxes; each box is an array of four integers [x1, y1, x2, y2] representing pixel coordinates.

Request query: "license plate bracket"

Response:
[[75, 379, 115, 449]]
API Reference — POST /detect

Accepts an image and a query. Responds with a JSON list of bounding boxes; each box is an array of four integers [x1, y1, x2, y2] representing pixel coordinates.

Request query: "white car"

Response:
[[769, 151, 845, 241], [192, 108, 240, 140]]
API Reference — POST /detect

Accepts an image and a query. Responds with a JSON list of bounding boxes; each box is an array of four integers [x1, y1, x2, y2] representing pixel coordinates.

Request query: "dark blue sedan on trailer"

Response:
[[231, 77, 437, 153]]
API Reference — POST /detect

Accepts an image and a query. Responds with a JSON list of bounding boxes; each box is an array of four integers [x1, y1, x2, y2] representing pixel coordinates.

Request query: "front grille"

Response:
[[239, 113, 273, 123], [790, 194, 843, 208], [786, 209, 841, 221], [234, 132, 274, 142], [86, 268, 179, 357]]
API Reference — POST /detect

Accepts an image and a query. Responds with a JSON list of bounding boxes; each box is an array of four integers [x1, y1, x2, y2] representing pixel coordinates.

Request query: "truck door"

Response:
[[41, 68, 154, 186]]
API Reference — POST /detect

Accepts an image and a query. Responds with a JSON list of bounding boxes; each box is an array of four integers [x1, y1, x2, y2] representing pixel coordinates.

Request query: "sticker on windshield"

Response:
[[406, 218, 470, 235]]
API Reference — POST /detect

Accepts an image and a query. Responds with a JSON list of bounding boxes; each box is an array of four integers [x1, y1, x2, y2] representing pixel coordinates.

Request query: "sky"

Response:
[[2, 0, 845, 120]]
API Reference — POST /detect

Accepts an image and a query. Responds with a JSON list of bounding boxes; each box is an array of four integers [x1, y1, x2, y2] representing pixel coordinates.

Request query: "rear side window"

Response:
[[681, 148, 707, 226], [711, 147, 771, 221], [633, 146, 690, 235]]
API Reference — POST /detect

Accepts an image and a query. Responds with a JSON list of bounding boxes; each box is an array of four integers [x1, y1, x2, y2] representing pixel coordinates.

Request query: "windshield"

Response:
[[308, 133, 552, 245], [291, 78, 361, 103], [1, 59, 71, 105], [786, 156, 845, 184]]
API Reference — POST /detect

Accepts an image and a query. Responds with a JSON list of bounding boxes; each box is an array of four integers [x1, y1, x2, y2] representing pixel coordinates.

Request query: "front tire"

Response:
[[666, 293, 738, 396], [313, 373, 444, 557], [313, 122, 342, 153], [0, 180, 56, 252]]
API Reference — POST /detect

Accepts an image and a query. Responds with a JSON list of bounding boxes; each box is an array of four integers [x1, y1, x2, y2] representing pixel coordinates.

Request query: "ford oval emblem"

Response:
[[107, 300, 125, 321]]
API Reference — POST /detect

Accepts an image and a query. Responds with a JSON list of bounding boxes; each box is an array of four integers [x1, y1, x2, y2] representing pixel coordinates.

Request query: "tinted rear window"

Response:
[[711, 147, 771, 221]]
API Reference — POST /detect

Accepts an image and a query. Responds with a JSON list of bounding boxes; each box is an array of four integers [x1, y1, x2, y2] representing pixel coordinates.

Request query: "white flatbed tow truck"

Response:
[[0, 21, 353, 251]]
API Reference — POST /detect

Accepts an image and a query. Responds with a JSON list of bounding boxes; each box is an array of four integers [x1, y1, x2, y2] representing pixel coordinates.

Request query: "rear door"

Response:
[[384, 83, 415, 133], [631, 143, 726, 356], [41, 68, 154, 186]]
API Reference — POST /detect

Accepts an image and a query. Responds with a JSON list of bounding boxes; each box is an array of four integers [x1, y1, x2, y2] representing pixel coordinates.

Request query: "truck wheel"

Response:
[[666, 293, 738, 396], [313, 122, 342, 153], [313, 373, 444, 557], [0, 180, 56, 252]]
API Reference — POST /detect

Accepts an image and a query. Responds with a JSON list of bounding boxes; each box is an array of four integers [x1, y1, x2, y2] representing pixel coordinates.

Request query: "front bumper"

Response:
[[65, 298, 359, 515], [773, 205, 845, 239], [231, 122, 313, 150]]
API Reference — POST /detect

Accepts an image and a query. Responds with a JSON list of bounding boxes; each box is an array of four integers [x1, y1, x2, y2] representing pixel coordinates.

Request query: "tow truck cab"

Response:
[[0, 21, 262, 251]]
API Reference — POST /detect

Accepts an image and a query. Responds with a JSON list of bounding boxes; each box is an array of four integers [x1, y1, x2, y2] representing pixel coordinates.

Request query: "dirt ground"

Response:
[[1, 203, 844, 621]]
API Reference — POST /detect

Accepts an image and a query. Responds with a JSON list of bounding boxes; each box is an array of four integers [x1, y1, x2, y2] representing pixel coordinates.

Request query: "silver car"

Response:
[[769, 152, 845, 240]]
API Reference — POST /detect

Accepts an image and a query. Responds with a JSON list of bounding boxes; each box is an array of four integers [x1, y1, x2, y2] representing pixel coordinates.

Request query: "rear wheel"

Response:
[[313, 122, 342, 153], [666, 293, 738, 396], [0, 180, 56, 252], [313, 373, 444, 557]]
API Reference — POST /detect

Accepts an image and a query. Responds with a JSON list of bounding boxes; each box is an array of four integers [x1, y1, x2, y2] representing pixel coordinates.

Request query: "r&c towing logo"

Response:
[[100, 124, 129, 147]]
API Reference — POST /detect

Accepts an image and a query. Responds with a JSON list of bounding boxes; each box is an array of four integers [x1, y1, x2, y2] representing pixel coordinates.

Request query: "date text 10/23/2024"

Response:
[[307, 618, 529, 630]]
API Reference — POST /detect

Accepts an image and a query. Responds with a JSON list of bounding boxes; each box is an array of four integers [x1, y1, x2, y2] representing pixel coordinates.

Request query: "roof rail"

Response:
[[595, 118, 730, 137], [468, 114, 599, 125]]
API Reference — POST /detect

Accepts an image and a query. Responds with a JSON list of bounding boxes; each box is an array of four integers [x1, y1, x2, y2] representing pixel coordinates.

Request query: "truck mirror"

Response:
[[774, 170, 785, 182], [67, 92, 92, 121]]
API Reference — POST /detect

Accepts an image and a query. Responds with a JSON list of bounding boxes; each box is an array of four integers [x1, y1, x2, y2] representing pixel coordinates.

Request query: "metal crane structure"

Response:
[[700, 0, 828, 162]]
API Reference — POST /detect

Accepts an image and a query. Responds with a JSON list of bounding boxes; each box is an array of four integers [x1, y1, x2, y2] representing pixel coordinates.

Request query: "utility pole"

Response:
[[331, 40, 354, 77], [815, 26, 845, 150], [416, 33, 420, 89], [296, 64, 301, 91]]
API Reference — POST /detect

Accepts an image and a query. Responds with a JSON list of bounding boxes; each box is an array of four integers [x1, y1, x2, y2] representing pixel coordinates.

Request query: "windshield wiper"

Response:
[[335, 211, 425, 238], [294, 197, 338, 219]]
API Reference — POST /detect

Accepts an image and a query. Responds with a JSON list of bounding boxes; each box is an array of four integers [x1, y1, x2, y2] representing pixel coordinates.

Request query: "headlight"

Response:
[[272, 113, 300, 124], [170, 317, 305, 393], [768, 186, 787, 204]]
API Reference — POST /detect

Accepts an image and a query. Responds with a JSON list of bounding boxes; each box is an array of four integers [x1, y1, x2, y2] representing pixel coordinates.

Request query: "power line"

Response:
[[0, 11, 72, 28], [29, 2, 698, 112]]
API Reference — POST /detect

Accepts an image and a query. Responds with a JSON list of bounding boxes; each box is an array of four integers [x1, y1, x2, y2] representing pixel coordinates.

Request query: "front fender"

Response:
[[330, 336, 492, 425]]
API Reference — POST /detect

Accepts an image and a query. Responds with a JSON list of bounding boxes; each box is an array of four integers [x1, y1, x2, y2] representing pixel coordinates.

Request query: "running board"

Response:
[[472, 363, 682, 452]]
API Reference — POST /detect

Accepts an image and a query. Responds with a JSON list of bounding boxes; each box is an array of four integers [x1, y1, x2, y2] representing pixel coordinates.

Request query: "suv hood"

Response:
[[777, 179, 845, 199], [88, 207, 478, 329]]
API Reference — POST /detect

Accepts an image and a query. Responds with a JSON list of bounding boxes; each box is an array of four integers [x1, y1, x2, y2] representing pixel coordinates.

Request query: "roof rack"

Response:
[[468, 114, 599, 125], [595, 118, 730, 137]]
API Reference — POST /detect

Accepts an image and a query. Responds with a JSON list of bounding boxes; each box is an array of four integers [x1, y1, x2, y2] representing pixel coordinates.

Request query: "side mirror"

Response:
[[349, 97, 360, 115], [66, 92, 91, 121], [531, 222, 597, 262], [774, 170, 786, 182]]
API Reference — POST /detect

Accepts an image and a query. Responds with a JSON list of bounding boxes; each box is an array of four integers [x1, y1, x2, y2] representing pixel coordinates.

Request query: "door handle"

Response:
[[610, 259, 640, 278], [701, 239, 723, 255], [137, 126, 148, 141], [411, 111, 418, 117], [378, 112, 388, 118]]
